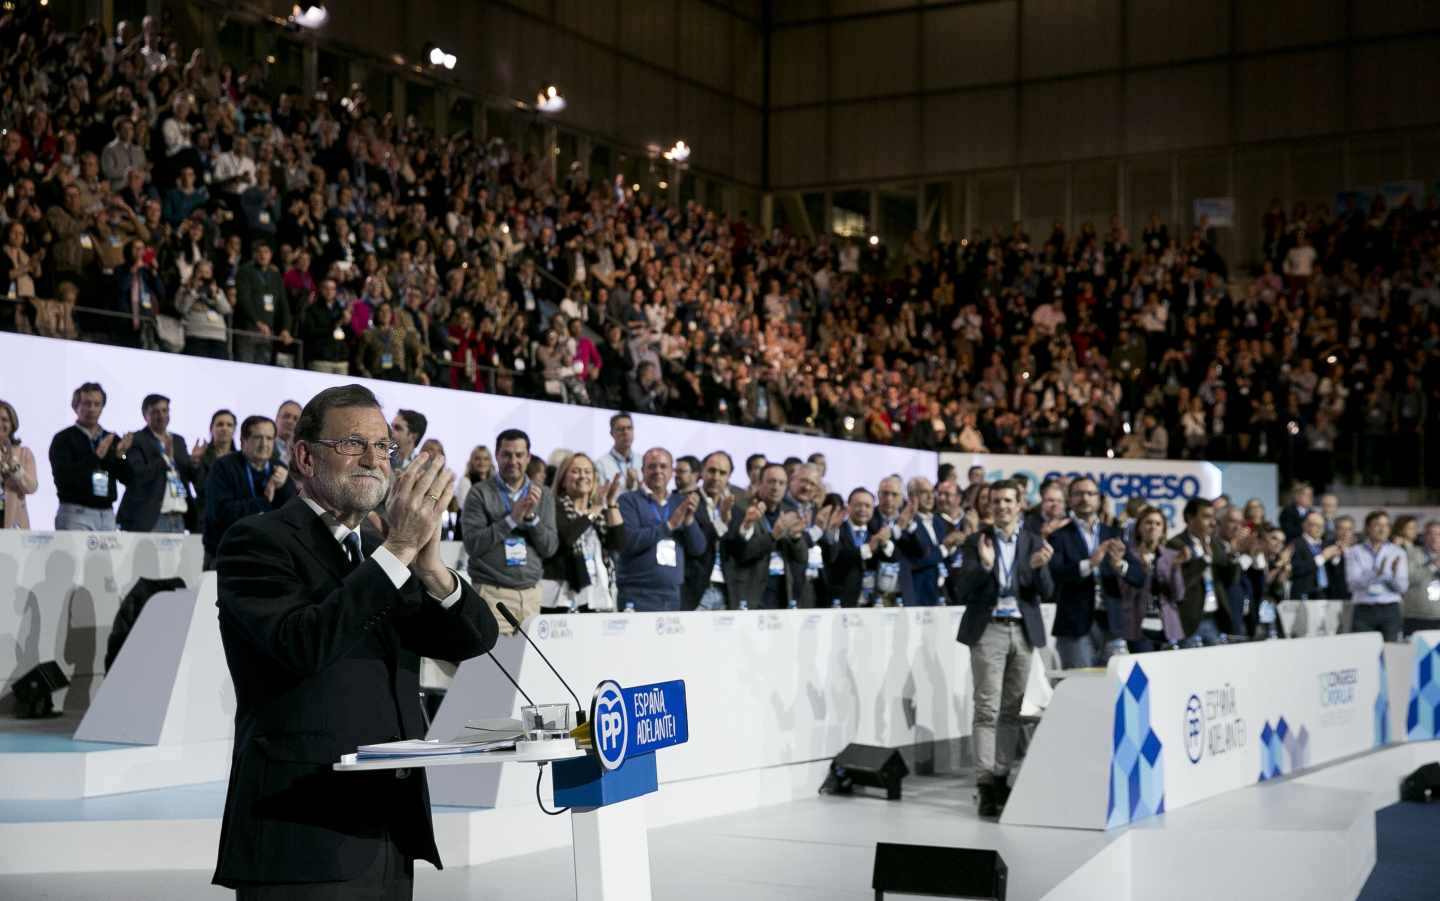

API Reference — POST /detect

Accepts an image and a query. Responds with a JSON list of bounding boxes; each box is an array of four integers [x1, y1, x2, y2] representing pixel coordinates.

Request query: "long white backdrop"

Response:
[[0, 332, 936, 530]]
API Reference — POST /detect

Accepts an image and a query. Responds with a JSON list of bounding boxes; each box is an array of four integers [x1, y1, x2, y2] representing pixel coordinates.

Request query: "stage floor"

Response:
[[1, 773, 1109, 901]]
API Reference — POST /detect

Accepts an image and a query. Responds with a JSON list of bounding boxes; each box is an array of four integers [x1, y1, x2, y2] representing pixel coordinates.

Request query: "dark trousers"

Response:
[[1404, 617, 1440, 638], [234, 834, 412, 900], [1350, 603, 1403, 643]]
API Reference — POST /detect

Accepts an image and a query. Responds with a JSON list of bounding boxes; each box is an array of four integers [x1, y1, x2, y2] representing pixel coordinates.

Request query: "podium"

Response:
[[335, 678, 689, 901]]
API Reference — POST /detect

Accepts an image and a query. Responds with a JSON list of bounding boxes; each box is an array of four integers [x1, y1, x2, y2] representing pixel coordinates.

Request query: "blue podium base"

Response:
[[552, 752, 658, 810]]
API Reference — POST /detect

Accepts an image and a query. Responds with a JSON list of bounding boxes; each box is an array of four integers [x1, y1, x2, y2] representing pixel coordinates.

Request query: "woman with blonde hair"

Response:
[[0, 399, 39, 529], [540, 453, 626, 613]]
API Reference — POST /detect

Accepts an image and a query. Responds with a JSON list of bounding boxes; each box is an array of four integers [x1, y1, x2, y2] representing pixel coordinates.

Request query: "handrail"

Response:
[[51, 303, 308, 369]]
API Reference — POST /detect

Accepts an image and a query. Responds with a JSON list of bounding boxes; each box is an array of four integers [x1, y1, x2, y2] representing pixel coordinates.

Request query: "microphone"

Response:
[[497, 602, 587, 724], [486, 651, 535, 708]]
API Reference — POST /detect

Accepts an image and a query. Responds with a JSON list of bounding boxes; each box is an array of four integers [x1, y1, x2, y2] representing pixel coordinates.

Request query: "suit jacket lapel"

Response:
[[279, 497, 351, 584]]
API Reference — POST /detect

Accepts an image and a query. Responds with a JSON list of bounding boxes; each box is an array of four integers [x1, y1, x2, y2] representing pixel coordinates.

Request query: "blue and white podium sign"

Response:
[[1406, 631, 1440, 741], [590, 679, 690, 772]]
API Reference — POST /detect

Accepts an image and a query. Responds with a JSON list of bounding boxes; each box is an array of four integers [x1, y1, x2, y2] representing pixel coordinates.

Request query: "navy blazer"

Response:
[[821, 520, 875, 607], [952, 525, 1054, 648], [1289, 537, 1346, 600], [896, 513, 952, 606], [116, 429, 199, 532], [203, 453, 299, 554], [1047, 519, 1144, 638], [212, 497, 497, 887]]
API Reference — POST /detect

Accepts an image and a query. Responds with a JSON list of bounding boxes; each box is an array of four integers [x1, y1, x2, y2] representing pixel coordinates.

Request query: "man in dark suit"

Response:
[[822, 488, 884, 607], [1165, 497, 1241, 645], [202, 415, 298, 569], [1278, 482, 1312, 544], [726, 463, 811, 608], [212, 384, 497, 899], [683, 451, 736, 610], [1047, 477, 1143, 669], [1290, 510, 1346, 599], [117, 393, 200, 533], [896, 476, 958, 606], [952, 479, 1054, 818]]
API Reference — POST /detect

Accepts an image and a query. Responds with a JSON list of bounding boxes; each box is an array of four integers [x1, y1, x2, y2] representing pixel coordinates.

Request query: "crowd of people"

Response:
[[1, 9, 1439, 494], [4, 384, 1438, 656]]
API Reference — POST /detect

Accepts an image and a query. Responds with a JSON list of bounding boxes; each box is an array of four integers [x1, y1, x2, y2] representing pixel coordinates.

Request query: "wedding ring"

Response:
[[426, 493, 440, 501]]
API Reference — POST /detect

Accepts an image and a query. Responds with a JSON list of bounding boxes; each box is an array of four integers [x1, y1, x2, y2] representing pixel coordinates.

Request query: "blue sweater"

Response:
[[614, 489, 705, 612]]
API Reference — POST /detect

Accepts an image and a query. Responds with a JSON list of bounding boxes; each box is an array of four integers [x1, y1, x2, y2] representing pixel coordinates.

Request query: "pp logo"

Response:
[[592, 680, 628, 771], [536, 621, 550, 640], [1184, 694, 1205, 763]]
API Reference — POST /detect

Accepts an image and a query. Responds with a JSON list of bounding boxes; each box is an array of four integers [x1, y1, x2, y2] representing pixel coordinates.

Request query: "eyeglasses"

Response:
[[311, 436, 400, 457]]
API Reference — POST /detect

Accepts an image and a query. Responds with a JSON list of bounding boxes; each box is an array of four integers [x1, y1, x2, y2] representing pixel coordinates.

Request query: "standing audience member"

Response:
[[273, 400, 301, 466], [176, 258, 232, 359], [1278, 482, 1312, 543], [727, 463, 809, 609], [825, 488, 885, 607], [1289, 511, 1344, 600], [117, 393, 198, 533], [1049, 477, 1141, 667], [0, 400, 38, 528], [614, 448, 703, 611], [541, 453, 625, 613], [1345, 511, 1408, 642], [1118, 506, 1184, 651], [897, 476, 953, 606], [191, 409, 237, 523], [391, 409, 427, 471], [1403, 522, 1440, 635], [593, 413, 641, 489], [202, 415, 294, 569], [1167, 498, 1239, 646], [461, 428, 557, 633], [686, 451, 737, 610], [456, 445, 493, 515], [953, 479, 1054, 818], [233, 243, 288, 364], [49, 382, 133, 530]]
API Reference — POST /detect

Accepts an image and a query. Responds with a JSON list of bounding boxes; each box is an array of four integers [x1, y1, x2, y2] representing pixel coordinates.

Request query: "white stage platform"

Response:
[[1, 740, 1435, 900]]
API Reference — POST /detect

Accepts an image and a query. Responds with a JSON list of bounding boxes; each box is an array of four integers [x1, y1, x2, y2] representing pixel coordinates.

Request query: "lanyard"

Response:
[[1361, 543, 1389, 577], [496, 475, 530, 515], [611, 450, 633, 474], [994, 529, 1021, 593], [86, 428, 107, 451], [245, 462, 271, 497]]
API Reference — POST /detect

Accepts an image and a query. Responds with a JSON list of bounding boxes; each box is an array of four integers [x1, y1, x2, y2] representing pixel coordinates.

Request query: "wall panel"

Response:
[[772, 25, 827, 107], [1124, 64, 1229, 155], [830, 99, 919, 183], [679, 1, 734, 95], [1126, 0, 1229, 66], [828, 15, 919, 101], [1234, 51, 1344, 143], [554, 0, 618, 46], [1022, 0, 1120, 79], [922, 1, 1018, 91], [1073, 161, 1118, 234], [1020, 76, 1121, 164], [770, 107, 829, 188], [625, 0, 679, 71], [1350, 39, 1440, 132], [1234, 0, 1345, 52], [1353, 1, 1440, 37], [923, 88, 1019, 174]]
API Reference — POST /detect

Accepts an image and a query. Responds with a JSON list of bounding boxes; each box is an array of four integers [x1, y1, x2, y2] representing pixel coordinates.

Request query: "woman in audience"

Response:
[[191, 409, 237, 521], [1119, 505, 1184, 651], [1392, 515, 1420, 550], [175, 258, 231, 359], [540, 453, 625, 613], [358, 301, 421, 382], [1, 221, 40, 334], [0, 399, 38, 529], [456, 444, 494, 515]]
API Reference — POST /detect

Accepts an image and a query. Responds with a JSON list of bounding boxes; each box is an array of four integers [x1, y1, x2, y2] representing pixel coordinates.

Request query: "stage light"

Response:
[[868, 235, 879, 246], [290, 3, 327, 29], [657, 180, 669, 190], [663, 140, 691, 163], [537, 85, 567, 114], [632, 183, 640, 192], [265, 55, 277, 64]]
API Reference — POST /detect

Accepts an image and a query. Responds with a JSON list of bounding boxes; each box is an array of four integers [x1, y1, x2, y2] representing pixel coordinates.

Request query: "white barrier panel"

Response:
[[1105, 634, 1386, 828], [940, 451, 1222, 533], [0, 332, 936, 531], [1278, 599, 1349, 637], [0, 530, 203, 704], [1406, 630, 1440, 741], [427, 605, 1057, 808]]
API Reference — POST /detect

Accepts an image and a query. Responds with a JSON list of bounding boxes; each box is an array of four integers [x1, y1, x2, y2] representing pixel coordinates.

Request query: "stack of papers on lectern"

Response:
[[356, 727, 522, 758]]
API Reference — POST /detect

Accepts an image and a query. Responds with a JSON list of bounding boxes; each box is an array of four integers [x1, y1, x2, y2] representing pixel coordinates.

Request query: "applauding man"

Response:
[[213, 384, 497, 898], [201, 415, 296, 570], [952, 479, 1055, 819], [461, 428, 559, 635], [615, 447, 705, 611]]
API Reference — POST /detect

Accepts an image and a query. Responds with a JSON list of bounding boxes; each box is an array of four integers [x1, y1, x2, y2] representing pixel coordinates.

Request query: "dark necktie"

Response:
[[343, 531, 364, 568]]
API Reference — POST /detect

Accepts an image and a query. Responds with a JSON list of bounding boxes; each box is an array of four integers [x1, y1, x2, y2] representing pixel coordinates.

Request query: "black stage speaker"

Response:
[[1400, 762, 1440, 803], [10, 661, 69, 718], [872, 842, 1007, 900], [821, 743, 909, 800]]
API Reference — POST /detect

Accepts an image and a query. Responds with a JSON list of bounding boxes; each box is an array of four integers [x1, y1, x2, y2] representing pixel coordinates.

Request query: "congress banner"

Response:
[[1105, 634, 1386, 828], [940, 452, 1221, 533]]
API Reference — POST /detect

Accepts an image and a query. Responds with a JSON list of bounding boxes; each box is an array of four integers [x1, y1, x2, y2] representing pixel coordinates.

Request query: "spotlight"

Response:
[[657, 180, 669, 190], [663, 140, 691, 163], [427, 46, 457, 69], [265, 55, 277, 65], [631, 183, 640, 193], [536, 85, 567, 114], [290, 3, 327, 29], [868, 235, 880, 246]]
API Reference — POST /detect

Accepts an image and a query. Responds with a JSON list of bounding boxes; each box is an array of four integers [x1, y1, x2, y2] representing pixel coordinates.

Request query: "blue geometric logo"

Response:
[[1184, 694, 1205, 763], [1258, 716, 1311, 781], [1375, 649, 1391, 747], [1406, 637, 1440, 741], [1107, 664, 1166, 828]]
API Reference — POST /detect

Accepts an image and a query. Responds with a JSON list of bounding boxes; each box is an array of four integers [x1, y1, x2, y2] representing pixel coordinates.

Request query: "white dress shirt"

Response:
[[302, 498, 462, 607]]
